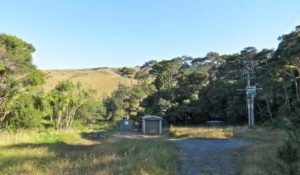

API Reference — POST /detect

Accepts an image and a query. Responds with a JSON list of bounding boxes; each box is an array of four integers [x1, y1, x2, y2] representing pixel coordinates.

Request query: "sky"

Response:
[[1, 0, 300, 69]]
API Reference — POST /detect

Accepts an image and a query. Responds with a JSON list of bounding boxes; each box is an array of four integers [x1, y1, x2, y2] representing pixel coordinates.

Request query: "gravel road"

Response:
[[172, 139, 249, 175]]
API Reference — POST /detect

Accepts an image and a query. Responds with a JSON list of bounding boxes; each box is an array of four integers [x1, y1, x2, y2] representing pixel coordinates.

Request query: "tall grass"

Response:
[[235, 127, 289, 175], [0, 129, 82, 145], [0, 130, 179, 175]]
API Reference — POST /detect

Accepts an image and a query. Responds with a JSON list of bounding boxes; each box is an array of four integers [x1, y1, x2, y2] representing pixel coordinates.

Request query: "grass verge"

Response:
[[235, 127, 290, 175]]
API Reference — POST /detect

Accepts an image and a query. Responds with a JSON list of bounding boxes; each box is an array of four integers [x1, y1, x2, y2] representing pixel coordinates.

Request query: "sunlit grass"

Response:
[[169, 125, 234, 139], [0, 129, 82, 145], [0, 130, 179, 175], [42, 68, 137, 98]]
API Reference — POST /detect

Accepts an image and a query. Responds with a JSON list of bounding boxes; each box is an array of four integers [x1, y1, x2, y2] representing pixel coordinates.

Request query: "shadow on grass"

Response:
[[1, 131, 179, 175], [3, 141, 98, 152], [0, 141, 116, 174], [80, 127, 118, 141]]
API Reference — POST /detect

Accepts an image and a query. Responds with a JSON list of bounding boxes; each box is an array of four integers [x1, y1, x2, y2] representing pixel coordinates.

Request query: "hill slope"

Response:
[[42, 68, 136, 98]]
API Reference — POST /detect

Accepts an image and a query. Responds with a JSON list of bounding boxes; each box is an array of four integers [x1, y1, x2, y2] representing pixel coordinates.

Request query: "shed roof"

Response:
[[142, 115, 163, 120]]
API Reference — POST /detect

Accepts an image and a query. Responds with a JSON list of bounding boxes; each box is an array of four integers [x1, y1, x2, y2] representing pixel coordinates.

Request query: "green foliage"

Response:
[[100, 26, 300, 126], [0, 60, 5, 71], [0, 34, 42, 131], [277, 120, 300, 175], [76, 100, 106, 124], [151, 58, 182, 91], [0, 78, 20, 129], [0, 33, 36, 72], [118, 67, 136, 78], [9, 93, 42, 130], [55, 80, 74, 92], [104, 82, 157, 121], [24, 69, 45, 86], [2, 25, 300, 134], [48, 80, 85, 131]]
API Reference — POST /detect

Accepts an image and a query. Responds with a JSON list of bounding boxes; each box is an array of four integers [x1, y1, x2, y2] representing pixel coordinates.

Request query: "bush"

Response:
[[9, 93, 42, 130], [277, 121, 300, 175]]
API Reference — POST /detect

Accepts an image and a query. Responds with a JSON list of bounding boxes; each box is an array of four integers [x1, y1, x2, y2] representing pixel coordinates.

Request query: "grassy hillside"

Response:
[[42, 68, 137, 98]]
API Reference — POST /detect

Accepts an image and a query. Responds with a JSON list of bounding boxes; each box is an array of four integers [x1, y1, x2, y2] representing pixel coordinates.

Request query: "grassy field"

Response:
[[42, 68, 137, 98], [1, 126, 292, 175], [0, 130, 179, 175]]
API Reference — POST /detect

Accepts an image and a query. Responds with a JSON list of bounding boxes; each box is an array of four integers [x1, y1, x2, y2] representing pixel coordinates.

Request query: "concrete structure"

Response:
[[119, 118, 134, 132], [142, 115, 163, 134]]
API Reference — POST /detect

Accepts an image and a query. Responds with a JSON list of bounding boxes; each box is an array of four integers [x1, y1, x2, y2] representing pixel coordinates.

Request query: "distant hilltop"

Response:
[[42, 67, 138, 98]]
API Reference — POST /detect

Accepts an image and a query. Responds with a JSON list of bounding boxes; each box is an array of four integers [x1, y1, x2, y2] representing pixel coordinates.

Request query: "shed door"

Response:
[[145, 120, 159, 134]]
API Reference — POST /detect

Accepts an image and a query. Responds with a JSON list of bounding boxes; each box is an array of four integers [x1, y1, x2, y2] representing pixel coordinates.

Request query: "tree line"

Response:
[[1, 26, 300, 131], [106, 26, 300, 127]]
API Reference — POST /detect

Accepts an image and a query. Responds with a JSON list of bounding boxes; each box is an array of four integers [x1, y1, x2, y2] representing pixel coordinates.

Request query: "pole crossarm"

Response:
[[235, 61, 262, 128]]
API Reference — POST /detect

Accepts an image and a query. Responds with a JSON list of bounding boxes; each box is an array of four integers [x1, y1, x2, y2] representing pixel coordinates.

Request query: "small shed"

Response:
[[120, 118, 134, 132], [142, 115, 163, 134]]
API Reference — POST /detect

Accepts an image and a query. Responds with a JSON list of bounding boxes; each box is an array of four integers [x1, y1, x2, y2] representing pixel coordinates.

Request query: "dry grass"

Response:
[[0, 130, 179, 175], [1, 126, 288, 175], [42, 68, 137, 98], [169, 126, 234, 139]]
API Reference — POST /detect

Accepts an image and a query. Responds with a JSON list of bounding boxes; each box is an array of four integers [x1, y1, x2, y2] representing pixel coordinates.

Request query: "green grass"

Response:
[[0, 130, 179, 175], [235, 127, 289, 175]]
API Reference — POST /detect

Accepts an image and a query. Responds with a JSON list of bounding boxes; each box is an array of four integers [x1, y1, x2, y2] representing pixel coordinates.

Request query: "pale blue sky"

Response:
[[1, 0, 300, 69]]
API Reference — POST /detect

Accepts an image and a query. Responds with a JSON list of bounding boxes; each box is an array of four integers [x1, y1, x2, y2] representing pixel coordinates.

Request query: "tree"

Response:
[[9, 93, 42, 130], [0, 34, 36, 72], [151, 58, 182, 91], [48, 81, 85, 131], [76, 99, 106, 124], [0, 34, 41, 130]]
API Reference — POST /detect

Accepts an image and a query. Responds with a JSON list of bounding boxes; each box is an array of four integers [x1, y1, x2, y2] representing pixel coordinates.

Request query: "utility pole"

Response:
[[237, 61, 262, 128]]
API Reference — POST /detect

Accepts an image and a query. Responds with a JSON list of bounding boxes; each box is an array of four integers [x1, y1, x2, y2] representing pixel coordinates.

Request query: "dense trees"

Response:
[[1, 26, 300, 131], [0, 34, 102, 131], [105, 26, 300, 127], [0, 34, 42, 129]]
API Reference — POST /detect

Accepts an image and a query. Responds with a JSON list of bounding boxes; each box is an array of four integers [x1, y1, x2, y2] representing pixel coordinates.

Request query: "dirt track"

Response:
[[172, 139, 249, 175]]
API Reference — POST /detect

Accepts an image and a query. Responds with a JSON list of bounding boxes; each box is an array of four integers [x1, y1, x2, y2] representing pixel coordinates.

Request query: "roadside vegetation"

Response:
[[237, 127, 286, 175]]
